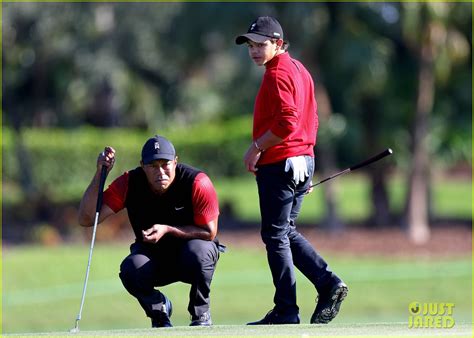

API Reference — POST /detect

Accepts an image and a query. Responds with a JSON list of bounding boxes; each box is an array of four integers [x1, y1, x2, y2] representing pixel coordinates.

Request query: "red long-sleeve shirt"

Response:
[[254, 52, 318, 165]]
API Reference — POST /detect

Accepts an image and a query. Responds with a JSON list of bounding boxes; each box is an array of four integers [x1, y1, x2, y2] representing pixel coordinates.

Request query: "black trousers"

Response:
[[119, 238, 219, 319], [256, 157, 336, 315]]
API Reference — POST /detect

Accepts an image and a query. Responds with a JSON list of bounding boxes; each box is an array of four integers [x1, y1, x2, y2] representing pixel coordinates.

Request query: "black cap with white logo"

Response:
[[141, 135, 176, 164], [235, 16, 284, 45]]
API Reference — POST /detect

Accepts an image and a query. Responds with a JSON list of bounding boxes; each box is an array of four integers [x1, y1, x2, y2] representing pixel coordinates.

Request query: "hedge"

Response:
[[2, 116, 252, 204]]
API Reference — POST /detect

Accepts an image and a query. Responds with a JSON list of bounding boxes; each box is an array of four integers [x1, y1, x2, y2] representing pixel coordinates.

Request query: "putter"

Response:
[[70, 166, 108, 333], [311, 148, 393, 188]]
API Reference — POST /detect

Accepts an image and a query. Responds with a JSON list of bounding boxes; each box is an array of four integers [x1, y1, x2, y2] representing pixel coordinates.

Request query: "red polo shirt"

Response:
[[253, 52, 318, 165], [103, 171, 219, 226]]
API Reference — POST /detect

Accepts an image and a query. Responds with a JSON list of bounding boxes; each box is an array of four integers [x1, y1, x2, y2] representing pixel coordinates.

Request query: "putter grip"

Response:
[[350, 148, 393, 172], [96, 166, 108, 212]]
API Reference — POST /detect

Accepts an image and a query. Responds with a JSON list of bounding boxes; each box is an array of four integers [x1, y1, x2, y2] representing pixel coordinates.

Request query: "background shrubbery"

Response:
[[3, 120, 470, 229], [2, 117, 252, 204]]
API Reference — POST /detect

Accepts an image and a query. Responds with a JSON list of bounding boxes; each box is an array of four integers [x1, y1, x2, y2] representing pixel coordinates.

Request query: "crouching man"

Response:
[[78, 135, 222, 327]]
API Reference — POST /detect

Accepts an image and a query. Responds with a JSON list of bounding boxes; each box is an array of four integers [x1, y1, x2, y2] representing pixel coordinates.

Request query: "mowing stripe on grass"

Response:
[[3, 279, 124, 306], [4, 262, 470, 307]]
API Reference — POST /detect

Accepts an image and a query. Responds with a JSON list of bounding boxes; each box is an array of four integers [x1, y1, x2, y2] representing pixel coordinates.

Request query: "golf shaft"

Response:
[[73, 166, 108, 330], [311, 148, 393, 188]]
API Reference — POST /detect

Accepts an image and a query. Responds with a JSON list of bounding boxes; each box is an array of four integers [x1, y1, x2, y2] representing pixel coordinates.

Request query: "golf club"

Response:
[[310, 148, 393, 188], [70, 165, 108, 333]]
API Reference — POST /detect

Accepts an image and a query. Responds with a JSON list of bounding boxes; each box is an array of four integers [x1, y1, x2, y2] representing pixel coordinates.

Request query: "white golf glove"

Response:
[[284, 156, 309, 184]]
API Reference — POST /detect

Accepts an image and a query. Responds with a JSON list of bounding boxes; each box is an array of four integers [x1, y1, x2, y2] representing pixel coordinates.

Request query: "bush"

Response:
[[2, 116, 252, 204]]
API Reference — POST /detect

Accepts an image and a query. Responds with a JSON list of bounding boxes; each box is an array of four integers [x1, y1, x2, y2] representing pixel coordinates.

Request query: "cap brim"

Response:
[[235, 33, 271, 45], [142, 154, 175, 164]]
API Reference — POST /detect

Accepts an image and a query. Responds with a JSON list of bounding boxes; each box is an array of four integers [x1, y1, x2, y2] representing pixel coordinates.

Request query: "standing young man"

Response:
[[78, 135, 221, 327], [236, 16, 348, 325]]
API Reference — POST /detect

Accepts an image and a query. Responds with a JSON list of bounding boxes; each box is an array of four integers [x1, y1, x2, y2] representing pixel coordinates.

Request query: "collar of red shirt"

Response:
[[265, 51, 290, 69]]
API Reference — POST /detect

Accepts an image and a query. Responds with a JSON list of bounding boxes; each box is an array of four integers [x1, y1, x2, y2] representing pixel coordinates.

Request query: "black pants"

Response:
[[119, 238, 219, 319], [256, 157, 336, 315]]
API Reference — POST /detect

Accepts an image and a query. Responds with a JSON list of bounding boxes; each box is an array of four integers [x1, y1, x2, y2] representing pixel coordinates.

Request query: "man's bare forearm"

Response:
[[78, 170, 103, 226], [142, 220, 218, 243], [167, 224, 216, 241], [255, 130, 283, 151], [78, 147, 116, 227]]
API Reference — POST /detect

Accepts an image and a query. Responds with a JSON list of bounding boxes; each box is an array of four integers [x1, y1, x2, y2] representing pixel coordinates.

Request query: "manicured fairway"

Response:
[[3, 244, 471, 335], [4, 323, 473, 337]]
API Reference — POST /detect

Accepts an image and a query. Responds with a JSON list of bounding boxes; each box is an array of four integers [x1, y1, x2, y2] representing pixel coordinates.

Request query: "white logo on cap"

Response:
[[250, 23, 256, 31], [154, 142, 160, 150], [273, 32, 281, 37]]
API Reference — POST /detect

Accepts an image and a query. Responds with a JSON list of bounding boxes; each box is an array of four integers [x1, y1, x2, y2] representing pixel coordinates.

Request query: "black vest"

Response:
[[125, 163, 201, 242]]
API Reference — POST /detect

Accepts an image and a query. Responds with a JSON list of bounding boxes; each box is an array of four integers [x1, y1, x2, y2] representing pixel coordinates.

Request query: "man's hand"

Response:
[[285, 156, 309, 183], [98, 146, 116, 174], [243, 143, 262, 172], [142, 224, 169, 243]]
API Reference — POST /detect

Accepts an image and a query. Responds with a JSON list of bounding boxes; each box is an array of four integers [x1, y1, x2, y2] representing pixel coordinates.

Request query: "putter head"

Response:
[[70, 321, 80, 333]]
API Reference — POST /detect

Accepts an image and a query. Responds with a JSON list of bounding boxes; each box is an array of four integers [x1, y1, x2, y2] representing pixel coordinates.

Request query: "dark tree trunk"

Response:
[[360, 97, 391, 227], [405, 23, 436, 244], [368, 167, 391, 227], [315, 84, 345, 231]]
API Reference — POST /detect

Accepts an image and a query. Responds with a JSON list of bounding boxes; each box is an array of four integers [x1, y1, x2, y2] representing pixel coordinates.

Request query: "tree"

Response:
[[401, 2, 470, 244]]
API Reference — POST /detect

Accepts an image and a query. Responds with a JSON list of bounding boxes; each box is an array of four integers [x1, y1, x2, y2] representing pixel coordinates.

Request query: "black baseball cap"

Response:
[[235, 16, 284, 45], [141, 135, 176, 164]]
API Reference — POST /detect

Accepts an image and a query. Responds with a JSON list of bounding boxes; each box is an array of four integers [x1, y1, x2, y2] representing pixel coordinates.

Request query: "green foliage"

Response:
[[2, 118, 251, 204], [3, 3, 471, 166], [3, 123, 470, 222], [2, 245, 471, 333]]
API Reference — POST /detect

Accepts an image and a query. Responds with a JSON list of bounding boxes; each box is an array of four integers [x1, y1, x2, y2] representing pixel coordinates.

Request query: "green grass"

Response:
[[2, 245, 472, 335], [4, 323, 473, 337], [213, 174, 472, 223]]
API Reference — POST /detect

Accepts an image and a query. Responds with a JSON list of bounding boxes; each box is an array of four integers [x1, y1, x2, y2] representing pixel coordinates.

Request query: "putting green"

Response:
[[5, 322, 473, 337]]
